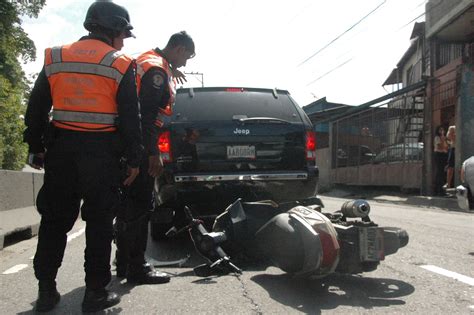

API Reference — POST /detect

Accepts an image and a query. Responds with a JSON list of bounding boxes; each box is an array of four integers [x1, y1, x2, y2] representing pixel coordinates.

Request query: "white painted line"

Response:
[[67, 227, 85, 242], [421, 265, 474, 286], [3, 228, 86, 275], [2, 264, 28, 275], [26, 227, 85, 260]]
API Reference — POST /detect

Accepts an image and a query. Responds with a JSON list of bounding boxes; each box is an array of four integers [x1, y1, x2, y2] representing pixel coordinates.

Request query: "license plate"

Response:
[[227, 145, 256, 159], [359, 227, 384, 261]]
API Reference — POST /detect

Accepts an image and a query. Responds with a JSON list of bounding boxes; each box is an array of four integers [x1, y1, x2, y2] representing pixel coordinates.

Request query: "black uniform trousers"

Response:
[[33, 129, 121, 290], [115, 156, 154, 271], [434, 151, 448, 195]]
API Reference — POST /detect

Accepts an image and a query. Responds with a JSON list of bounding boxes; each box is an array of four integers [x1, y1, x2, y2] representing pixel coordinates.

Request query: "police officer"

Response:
[[114, 31, 195, 284], [23, 1, 143, 312]]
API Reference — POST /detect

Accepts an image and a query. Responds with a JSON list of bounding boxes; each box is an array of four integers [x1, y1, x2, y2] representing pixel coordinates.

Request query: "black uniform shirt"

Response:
[[138, 48, 172, 156], [23, 35, 143, 167]]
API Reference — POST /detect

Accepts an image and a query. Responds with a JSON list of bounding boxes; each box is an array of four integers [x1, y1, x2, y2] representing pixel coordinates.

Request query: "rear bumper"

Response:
[[174, 171, 310, 182], [156, 168, 319, 212]]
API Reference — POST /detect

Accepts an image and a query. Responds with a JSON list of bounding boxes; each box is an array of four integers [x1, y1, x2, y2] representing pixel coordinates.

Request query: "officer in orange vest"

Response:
[[23, 2, 143, 312], [114, 31, 195, 284]]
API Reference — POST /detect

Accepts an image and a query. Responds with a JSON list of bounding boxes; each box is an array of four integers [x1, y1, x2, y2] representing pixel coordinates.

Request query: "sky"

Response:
[[21, 0, 426, 107]]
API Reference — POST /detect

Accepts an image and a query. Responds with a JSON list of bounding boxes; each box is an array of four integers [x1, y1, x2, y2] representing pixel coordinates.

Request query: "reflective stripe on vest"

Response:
[[51, 46, 62, 63], [45, 62, 124, 84], [52, 110, 117, 125], [100, 50, 126, 67], [44, 40, 132, 132]]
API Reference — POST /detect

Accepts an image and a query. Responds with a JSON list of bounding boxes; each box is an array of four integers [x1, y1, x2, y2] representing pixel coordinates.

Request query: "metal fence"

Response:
[[332, 91, 424, 169]]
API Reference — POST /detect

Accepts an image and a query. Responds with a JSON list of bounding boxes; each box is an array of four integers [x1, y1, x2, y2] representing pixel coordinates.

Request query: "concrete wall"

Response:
[[331, 162, 423, 190], [426, 0, 465, 37], [0, 170, 43, 249], [0, 170, 43, 211]]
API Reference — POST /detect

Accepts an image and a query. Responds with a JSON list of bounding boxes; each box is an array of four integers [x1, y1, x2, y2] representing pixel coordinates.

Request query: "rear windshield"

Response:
[[172, 89, 302, 122]]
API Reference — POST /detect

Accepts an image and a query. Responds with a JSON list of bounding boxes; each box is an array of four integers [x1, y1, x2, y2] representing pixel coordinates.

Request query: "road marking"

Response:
[[421, 265, 474, 286], [67, 227, 85, 242], [27, 227, 86, 260], [2, 264, 28, 275]]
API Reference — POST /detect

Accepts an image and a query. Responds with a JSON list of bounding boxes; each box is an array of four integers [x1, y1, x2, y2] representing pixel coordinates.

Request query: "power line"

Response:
[[298, 0, 387, 67], [302, 0, 445, 87], [288, 3, 314, 24], [306, 58, 353, 86], [396, 12, 425, 31], [415, 0, 428, 9], [396, 0, 444, 32]]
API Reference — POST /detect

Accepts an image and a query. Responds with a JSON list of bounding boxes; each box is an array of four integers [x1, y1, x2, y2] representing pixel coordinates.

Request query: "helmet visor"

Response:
[[124, 27, 135, 38]]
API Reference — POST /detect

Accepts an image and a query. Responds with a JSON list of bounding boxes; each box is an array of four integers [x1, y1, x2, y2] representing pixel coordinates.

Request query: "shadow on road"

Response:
[[251, 272, 415, 314], [320, 185, 463, 212], [17, 284, 125, 315]]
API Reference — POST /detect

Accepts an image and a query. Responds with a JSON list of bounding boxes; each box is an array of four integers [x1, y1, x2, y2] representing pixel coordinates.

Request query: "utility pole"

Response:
[[184, 71, 204, 87]]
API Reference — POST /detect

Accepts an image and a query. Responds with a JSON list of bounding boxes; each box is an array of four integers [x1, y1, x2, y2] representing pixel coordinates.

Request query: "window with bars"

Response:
[[437, 43, 464, 68]]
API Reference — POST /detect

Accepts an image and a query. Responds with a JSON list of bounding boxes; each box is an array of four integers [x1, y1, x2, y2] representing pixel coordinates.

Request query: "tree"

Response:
[[0, 0, 46, 170]]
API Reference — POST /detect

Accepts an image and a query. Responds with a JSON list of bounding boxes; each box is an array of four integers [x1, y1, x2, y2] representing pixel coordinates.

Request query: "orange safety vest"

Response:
[[44, 39, 133, 132], [135, 49, 176, 127]]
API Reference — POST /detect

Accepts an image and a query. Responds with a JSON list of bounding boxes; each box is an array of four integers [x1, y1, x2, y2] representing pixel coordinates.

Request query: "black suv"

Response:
[[151, 87, 319, 239]]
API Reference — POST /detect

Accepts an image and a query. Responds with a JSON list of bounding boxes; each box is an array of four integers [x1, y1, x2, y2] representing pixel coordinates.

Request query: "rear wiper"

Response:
[[236, 117, 292, 124]]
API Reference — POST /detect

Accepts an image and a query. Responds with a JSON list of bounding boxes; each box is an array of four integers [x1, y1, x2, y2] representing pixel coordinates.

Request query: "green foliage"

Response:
[[0, 75, 27, 169], [0, 0, 45, 170]]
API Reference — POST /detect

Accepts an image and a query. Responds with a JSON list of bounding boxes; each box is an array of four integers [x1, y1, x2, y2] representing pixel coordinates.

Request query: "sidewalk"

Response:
[[320, 186, 470, 213]]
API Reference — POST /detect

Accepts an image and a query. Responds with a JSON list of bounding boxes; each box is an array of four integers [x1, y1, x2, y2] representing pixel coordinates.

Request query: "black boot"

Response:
[[35, 288, 60, 312], [127, 263, 170, 285], [81, 288, 120, 313]]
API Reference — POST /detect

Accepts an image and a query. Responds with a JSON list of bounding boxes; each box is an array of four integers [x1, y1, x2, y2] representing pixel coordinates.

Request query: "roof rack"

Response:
[[272, 88, 279, 99]]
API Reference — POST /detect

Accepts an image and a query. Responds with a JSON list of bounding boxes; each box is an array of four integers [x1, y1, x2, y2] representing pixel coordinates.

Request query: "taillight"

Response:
[[157, 131, 172, 163], [225, 88, 245, 92], [305, 131, 316, 160]]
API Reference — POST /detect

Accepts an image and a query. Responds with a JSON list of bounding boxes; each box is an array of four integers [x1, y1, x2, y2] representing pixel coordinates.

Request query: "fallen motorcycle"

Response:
[[172, 197, 408, 278]]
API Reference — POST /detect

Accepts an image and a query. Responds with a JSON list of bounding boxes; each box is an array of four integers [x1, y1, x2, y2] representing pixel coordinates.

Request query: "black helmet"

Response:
[[84, 1, 135, 38]]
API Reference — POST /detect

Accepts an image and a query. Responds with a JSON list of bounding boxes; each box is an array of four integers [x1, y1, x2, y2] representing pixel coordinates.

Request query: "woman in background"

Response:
[[433, 125, 448, 195], [445, 125, 456, 189]]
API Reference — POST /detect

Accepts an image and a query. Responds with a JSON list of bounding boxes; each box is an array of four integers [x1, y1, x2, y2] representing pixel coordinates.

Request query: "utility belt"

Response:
[[45, 122, 121, 152]]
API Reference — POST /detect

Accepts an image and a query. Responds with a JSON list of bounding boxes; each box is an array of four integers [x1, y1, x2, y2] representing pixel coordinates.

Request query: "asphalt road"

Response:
[[1, 195, 473, 314]]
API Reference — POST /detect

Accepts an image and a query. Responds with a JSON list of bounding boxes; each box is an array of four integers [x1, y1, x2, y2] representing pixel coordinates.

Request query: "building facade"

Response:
[[303, 0, 473, 194]]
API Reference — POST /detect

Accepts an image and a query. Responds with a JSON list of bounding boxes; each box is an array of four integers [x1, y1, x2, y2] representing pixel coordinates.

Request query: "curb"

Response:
[[0, 206, 41, 250], [0, 223, 40, 250]]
